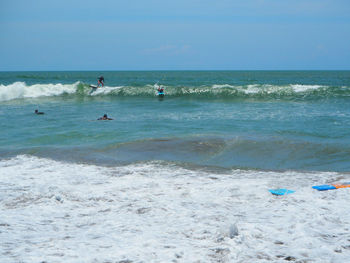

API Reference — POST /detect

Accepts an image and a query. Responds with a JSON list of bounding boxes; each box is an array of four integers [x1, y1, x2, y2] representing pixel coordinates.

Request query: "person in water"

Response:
[[157, 85, 164, 95], [97, 76, 104, 88], [98, 114, 113, 120], [34, 109, 44, 115]]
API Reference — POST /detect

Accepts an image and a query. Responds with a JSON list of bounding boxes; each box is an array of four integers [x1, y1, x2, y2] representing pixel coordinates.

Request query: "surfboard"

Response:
[[269, 189, 295, 195], [312, 183, 350, 191], [312, 185, 336, 191], [89, 85, 98, 94], [333, 184, 350, 189]]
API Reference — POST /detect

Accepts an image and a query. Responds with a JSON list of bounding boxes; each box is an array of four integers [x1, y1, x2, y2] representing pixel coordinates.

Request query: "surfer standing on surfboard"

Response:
[[97, 76, 104, 88], [90, 76, 104, 94]]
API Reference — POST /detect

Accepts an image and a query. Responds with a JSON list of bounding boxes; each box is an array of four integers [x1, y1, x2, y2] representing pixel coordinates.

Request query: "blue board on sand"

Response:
[[269, 189, 295, 196], [312, 185, 336, 191]]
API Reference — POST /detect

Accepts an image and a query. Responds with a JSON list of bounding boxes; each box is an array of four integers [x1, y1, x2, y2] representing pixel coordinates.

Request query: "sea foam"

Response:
[[0, 81, 349, 101], [1, 155, 350, 262], [0, 82, 78, 102]]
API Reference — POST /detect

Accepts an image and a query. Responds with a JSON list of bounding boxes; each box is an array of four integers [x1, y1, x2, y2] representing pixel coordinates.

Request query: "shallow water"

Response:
[[1, 155, 350, 262]]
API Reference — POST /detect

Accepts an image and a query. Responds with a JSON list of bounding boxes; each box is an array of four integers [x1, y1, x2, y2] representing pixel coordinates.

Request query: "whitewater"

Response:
[[1, 155, 350, 262], [1, 81, 350, 102]]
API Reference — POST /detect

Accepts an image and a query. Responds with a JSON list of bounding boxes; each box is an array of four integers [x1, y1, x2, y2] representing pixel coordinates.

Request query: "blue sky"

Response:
[[0, 0, 349, 70]]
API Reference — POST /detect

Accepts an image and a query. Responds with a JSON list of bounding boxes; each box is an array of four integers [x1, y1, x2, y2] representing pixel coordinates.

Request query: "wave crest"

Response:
[[0, 82, 349, 101], [0, 81, 79, 101]]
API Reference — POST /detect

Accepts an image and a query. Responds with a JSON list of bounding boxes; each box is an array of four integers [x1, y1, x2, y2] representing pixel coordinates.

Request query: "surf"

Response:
[[1, 81, 350, 102], [1, 155, 350, 262], [0, 81, 79, 102]]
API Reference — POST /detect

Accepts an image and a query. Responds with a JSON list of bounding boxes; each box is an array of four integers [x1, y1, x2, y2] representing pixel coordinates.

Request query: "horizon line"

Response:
[[1, 69, 350, 72]]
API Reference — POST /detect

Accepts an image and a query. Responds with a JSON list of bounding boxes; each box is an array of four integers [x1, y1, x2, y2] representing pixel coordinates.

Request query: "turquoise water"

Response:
[[1, 71, 350, 171]]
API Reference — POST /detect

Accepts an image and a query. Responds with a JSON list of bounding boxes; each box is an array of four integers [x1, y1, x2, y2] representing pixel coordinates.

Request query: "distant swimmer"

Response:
[[34, 109, 44, 115], [98, 114, 113, 120]]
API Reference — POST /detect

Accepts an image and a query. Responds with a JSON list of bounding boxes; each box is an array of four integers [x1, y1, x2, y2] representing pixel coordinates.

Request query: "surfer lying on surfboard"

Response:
[[34, 109, 44, 115], [98, 114, 113, 120]]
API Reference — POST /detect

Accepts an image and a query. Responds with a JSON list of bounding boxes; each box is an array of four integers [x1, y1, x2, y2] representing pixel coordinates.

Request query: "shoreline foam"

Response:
[[1, 155, 349, 262]]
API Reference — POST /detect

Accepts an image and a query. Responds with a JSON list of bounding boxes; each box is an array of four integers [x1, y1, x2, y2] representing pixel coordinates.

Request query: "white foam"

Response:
[[245, 84, 262, 94], [245, 84, 326, 95], [290, 84, 324, 93], [1, 155, 350, 262], [212, 84, 236, 89], [0, 82, 79, 102], [211, 84, 328, 96]]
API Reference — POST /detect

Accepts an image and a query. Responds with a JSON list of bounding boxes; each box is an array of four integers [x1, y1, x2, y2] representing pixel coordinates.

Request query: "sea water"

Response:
[[1, 71, 350, 262]]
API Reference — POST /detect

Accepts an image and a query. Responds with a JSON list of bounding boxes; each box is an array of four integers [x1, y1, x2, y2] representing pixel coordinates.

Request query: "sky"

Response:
[[0, 0, 349, 71]]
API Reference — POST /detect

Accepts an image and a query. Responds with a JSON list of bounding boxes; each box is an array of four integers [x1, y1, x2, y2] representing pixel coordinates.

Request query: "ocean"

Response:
[[1, 71, 350, 262]]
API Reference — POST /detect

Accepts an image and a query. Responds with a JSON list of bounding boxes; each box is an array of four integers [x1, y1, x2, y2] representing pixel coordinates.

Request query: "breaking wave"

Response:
[[1, 81, 350, 102], [0, 81, 78, 102]]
